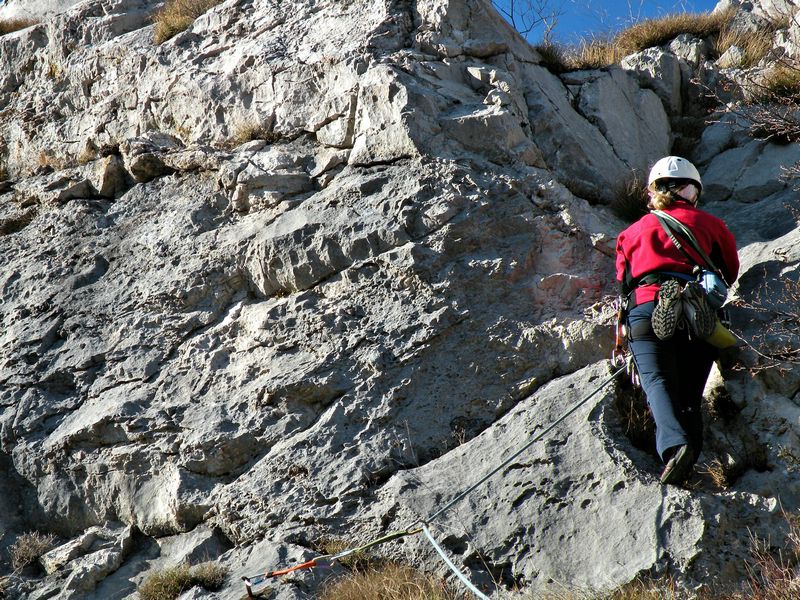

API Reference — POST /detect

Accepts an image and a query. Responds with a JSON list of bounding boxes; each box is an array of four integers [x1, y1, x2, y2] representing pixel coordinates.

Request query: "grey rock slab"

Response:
[[668, 34, 710, 67], [749, 0, 799, 21], [521, 65, 633, 203], [0, 0, 83, 20], [708, 189, 797, 246], [576, 68, 671, 177], [701, 139, 764, 202], [705, 139, 800, 203], [379, 362, 705, 596], [735, 142, 800, 202], [692, 112, 752, 166], [40, 522, 133, 575], [0, 0, 799, 598], [621, 48, 684, 115], [414, 0, 537, 63]]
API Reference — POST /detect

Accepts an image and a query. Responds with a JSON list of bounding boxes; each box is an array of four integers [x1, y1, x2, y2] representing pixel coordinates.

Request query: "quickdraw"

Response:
[[242, 528, 423, 598], [612, 296, 640, 387], [243, 556, 333, 597], [612, 296, 628, 368]]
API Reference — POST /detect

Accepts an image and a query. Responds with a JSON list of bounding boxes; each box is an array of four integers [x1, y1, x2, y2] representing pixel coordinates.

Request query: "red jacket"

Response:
[[615, 200, 739, 305]]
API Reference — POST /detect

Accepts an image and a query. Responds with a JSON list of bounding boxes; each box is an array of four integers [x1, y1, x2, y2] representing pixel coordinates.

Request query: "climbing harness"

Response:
[[649, 210, 737, 349], [242, 363, 628, 599], [651, 209, 729, 309]]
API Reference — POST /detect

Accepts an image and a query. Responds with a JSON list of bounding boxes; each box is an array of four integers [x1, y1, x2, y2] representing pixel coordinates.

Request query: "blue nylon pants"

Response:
[[627, 301, 718, 463]]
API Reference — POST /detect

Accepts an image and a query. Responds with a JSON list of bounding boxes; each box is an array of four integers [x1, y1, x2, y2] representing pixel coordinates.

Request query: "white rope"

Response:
[[422, 525, 490, 600]]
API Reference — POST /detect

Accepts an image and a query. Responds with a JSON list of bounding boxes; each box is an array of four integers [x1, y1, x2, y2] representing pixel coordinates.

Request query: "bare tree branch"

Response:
[[494, 0, 565, 42]]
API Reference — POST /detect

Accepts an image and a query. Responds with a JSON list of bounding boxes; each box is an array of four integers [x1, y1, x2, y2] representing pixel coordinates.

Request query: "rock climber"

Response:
[[615, 156, 739, 485]]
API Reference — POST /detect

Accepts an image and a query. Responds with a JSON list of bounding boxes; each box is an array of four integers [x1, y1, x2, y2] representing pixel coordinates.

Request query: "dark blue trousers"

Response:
[[628, 301, 718, 463]]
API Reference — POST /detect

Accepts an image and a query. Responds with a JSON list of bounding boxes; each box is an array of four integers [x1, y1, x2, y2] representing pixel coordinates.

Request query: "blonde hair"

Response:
[[647, 187, 675, 210]]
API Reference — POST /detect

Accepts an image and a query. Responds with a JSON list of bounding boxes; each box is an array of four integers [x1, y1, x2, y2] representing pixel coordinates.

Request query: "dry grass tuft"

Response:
[[189, 561, 228, 591], [539, 8, 736, 72], [611, 177, 649, 223], [138, 562, 229, 600], [715, 27, 775, 68], [152, 0, 222, 44], [570, 38, 624, 71], [0, 18, 37, 35], [231, 122, 281, 146], [9, 531, 57, 571], [699, 457, 738, 489], [753, 65, 800, 101], [534, 42, 568, 73], [138, 566, 193, 600], [739, 515, 800, 600], [227, 121, 282, 148], [319, 562, 467, 600], [536, 37, 623, 73], [615, 9, 734, 55]]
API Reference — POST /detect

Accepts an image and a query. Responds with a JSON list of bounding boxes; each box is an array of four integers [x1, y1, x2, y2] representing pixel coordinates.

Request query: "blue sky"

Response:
[[494, 0, 722, 43]]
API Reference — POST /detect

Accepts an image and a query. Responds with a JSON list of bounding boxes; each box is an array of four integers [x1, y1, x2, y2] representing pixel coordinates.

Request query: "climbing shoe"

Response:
[[660, 444, 694, 485], [652, 279, 683, 340], [682, 281, 716, 340]]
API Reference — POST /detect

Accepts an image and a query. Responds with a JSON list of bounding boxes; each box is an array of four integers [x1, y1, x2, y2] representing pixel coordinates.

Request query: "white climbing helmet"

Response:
[[647, 156, 702, 191]]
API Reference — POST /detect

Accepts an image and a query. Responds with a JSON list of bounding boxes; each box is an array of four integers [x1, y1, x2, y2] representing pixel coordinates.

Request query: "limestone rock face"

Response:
[[0, 0, 82, 20], [0, 0, 798, 599]]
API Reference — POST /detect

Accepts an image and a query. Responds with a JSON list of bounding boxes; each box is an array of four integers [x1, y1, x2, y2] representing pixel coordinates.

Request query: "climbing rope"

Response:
[[422, 525, 490, 600], [420, 364, 627, 525], [243, 362, 627, 599]]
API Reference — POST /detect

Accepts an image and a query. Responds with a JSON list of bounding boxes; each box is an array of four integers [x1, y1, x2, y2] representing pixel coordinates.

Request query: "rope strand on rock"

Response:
[[243, 362, 627, 599], [419, 364, 627, 526], [422, 524, 490, 600]]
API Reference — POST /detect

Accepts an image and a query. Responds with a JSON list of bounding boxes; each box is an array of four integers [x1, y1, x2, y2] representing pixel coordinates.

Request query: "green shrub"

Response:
[[152, 0, 222, 44]]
